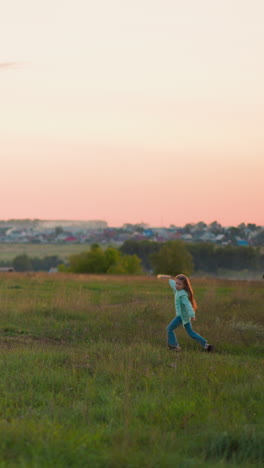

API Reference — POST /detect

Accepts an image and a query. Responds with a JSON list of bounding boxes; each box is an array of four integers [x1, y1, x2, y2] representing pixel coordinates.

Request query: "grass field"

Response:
[[0, 243, 90, 262], [0, 273, 263, 467]]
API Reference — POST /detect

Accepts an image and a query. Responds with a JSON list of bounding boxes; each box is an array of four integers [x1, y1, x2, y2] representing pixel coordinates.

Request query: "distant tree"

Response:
[[12, 254, 32, 272], [104, 247, 121, 271], [68, 244, 143, 275], [122, 224, 134, 232], [120, 240, 160, 270], [150, 241, 193, 276], [196, 221, 207, 230], [209, 221, 222, 233], [183, 223, 194, 234], [260, 253, 264, 270], [69, 244, 106, 274], [31, 256, 63, 271], [0, 260, 11, 268], [107, 254, 142, 275], [227, 227, 240, 240], [122, 223, 149, 233], [214, 245, 260, 271], [247, 223, 257, 231], [11, 255, 64, 272], [250, 229, 264, 247], [187, 243, 217, 272], [121, 255, 143, 274], [54, 226, 64, 235]]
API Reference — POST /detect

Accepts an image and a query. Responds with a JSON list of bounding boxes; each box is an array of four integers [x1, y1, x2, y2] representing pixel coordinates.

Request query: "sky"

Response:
[[1, 0, 263, 227]]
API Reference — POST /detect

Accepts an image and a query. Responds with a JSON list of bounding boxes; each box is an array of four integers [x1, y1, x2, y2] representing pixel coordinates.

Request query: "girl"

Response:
[[165, 274, 214, 352]]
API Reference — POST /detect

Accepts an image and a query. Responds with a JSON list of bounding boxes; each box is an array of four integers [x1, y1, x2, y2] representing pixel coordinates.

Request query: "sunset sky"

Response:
[[1, 0, 263, 227]]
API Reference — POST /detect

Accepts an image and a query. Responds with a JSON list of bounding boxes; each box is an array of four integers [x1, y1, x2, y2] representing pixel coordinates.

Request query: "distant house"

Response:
[[181, 234, 193, 241], [143, 229, 154, 238], [64, 236, 78, 243], [236, 240, 249, 247], [215, 234, 225, 244], [198, 232, 216, 242], [167, 231, 182, 240], [132, 233, 146, 241]]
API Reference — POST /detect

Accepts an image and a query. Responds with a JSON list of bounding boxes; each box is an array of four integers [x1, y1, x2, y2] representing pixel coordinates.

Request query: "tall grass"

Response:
[[0, 273, 263, 467]]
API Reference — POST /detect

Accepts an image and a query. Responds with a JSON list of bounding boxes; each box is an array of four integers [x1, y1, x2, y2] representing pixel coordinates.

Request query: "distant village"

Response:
[[0, 219, 263, 246]]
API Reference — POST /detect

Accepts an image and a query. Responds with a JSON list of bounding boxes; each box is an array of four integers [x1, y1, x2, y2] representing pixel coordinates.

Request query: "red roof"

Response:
[[64, 236, 78, 242]]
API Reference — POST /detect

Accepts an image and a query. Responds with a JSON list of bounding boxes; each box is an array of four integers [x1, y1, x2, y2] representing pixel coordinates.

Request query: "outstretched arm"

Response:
[[168, 278, 176, 291], [157, 274, 172, 279]]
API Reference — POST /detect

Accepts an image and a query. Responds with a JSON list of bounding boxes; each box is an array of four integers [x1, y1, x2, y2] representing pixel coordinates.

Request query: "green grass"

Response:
[[0, 243, 91, 262], [0, 274, 263, 467]]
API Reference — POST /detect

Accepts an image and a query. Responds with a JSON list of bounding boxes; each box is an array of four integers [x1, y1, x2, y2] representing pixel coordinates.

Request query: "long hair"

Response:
[[175, 274, 197, 311]]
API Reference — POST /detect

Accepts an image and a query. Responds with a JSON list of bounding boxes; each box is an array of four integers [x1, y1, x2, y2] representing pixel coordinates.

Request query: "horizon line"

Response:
[[0, 218, 263, 228]]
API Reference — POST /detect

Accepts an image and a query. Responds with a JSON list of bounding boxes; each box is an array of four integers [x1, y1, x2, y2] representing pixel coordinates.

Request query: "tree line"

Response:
[[0, 240, 263, 275], [0, 255, 63, 272], [119, 240, 264, 275]]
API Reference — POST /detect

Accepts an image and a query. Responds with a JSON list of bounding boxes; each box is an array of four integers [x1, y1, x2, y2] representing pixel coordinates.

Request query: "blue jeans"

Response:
[[167, 316, 207, 348]]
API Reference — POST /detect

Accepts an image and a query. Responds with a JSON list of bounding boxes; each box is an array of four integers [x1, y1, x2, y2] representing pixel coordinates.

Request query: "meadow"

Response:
[[0, 243, 88, 262], [0, 273, 263, 467]]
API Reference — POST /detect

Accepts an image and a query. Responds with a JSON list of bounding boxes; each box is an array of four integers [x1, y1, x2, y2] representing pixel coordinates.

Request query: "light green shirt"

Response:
[[169, 279, 195, 325]]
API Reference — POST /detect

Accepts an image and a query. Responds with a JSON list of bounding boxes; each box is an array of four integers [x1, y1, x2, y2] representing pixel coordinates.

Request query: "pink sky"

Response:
[[1, 0, 263, 227]]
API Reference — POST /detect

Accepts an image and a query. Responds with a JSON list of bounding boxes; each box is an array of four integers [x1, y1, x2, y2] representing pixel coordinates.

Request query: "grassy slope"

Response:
[[0, 274, 263, 467], [0, 244, 91, 262]]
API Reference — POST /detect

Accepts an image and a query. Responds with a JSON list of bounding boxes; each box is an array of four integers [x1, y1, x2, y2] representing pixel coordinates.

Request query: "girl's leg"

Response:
[[166, 316, 182, 347], [184, 321, 207, 348]]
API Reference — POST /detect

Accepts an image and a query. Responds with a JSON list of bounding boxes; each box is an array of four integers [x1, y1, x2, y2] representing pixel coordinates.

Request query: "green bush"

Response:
[[150, 240, 194, 276], [68, 244, 143, 275]]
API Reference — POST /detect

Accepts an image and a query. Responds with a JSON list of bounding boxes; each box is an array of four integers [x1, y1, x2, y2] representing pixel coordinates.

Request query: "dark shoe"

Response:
[[205, 344, 214, 352]]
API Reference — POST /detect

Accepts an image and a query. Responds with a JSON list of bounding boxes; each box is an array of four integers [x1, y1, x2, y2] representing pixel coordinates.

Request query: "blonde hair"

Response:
[[175, 274, 197, 311]]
